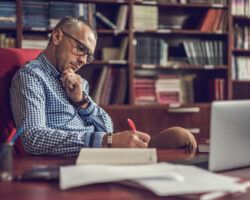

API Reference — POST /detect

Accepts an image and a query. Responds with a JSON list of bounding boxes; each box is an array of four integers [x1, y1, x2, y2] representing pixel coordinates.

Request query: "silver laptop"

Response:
[[170, 100, 250, 172], [209, 100, 250, 171]]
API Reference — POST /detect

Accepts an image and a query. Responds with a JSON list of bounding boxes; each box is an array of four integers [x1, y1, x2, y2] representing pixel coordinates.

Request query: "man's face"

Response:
[[54, 24, 96, 73]]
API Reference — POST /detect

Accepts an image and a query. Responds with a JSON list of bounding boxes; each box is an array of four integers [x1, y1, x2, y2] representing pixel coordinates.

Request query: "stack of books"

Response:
[[0, 1, 16, 27], [133, 5, 158, 30], [198, 138, 210, 153], [23, 0, 49, 29]]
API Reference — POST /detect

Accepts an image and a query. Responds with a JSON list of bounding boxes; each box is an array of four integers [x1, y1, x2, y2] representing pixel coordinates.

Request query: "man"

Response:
[[10, 17, 196, 156]]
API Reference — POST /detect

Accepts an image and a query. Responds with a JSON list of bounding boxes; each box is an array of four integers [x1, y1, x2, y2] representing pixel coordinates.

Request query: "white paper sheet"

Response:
[[60, 162, 249, 196], [60, 163, 183, 190], [132, 164, 240, 196]]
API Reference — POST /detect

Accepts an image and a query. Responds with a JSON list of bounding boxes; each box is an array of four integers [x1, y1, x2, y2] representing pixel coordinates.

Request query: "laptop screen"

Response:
[[209, 100, 250, 171]]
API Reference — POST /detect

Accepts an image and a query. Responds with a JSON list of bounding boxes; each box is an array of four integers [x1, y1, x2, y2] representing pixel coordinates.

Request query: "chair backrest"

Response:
[[0, 48, 41, 155]]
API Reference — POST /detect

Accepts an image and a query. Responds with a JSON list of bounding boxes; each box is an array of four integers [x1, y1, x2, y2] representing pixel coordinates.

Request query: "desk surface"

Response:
[[1, 149, 250, 200]]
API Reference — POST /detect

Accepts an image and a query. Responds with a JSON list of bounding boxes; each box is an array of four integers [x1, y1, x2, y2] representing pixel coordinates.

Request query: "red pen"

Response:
[[127, 118, 137, 132], [6, 128, 17, 144]]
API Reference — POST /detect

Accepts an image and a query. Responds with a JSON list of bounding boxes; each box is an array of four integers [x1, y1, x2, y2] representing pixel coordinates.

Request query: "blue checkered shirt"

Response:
[[10, 53, 113, 156]]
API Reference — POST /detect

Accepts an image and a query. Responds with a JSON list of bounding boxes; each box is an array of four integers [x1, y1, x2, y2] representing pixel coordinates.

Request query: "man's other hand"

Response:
[[61, 69, 83, 102]]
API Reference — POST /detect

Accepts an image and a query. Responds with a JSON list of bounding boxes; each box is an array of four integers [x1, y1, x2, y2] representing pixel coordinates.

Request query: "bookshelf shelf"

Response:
[[135, 2, 228, 9], [134, 65, 228, 70], [21, 28, 130, 35], [0, 27, 16, 31], [232, 15, 250, 20], [233, 49, 250, 55], [233, 80, 250, 83], [46, 0, 129, 4], [134, 29, 228, 35], [89, 60, 128, 65], [96, 29, 129, 34], [23, 28, 52, 33]]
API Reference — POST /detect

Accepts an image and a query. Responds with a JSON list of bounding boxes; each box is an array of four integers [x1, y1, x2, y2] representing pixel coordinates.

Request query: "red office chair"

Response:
[[0, 48, 41, 156]]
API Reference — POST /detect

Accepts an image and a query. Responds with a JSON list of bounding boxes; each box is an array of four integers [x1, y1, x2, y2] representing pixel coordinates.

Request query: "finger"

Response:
[[65, 76, 78, 91], [62, 68, 74, 75], [61, 74, 73, 89], [61, 70, 72, 80], [60, 73, 70, 88], [135, 131, 151, 143], [66, 82, 74, 90], [130, 134, 148, 148], [135, 139, 148, 148], [60, 69, 75, 86]]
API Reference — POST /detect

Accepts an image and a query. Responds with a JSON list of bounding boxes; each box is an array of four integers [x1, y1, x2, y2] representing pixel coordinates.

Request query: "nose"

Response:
[[77, 54, 88, 65]]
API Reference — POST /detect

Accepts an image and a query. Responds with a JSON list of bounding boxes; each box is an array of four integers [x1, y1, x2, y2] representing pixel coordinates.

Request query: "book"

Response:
[[133, 5, 158, 30], [110, 68, 127, 104], [102, 47, 120, 61], [95, 11, 117, 29], [211, 9, 223, 32], [200, 9, 218, 32], [76, 148, 157, 165], [116, 5, 128, 32], [92, 66, 109, 104], [158, 14, 189, 30], [100, 67, 113, 105], [117, 37, 128, 60], [198, 138, 210, 153], [133, 78, 156, 105]]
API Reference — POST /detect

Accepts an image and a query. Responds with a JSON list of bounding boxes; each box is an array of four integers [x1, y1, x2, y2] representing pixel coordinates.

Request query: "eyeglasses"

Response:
[[61, 29, 94, 63]]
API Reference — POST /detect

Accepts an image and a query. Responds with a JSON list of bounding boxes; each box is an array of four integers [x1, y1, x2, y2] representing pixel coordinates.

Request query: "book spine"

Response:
[[95, 12, 117, 30]]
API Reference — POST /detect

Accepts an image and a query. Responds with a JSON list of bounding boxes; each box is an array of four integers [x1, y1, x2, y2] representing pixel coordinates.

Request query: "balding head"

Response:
[[44, 16, 97, 72], [51, 16, 97, 42]]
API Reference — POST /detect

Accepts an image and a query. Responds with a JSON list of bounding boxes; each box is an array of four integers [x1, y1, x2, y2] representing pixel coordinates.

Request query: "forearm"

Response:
[[76, 80, 114, 133], [77, 101, 113, 133], [21, 126, 106, 156]]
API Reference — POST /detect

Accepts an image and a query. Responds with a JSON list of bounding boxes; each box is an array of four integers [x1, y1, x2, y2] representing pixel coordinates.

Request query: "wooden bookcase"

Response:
[[229, 0, 250, 99], [2, 0, 250, 139]]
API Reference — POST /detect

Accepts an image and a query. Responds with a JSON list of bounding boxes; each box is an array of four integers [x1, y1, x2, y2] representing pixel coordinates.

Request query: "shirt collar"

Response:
[[37, 53, 61, 79]]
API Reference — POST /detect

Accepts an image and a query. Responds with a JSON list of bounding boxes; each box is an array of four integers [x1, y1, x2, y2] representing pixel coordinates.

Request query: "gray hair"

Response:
[[52, 16, 97, 40]]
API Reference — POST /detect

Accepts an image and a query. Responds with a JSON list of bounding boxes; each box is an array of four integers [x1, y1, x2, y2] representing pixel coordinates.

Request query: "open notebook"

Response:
[[76, 148, 157, 165]]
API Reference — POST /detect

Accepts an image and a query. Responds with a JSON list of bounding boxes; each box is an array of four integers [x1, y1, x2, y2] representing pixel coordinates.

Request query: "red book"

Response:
[[200, 9, 217, 32]]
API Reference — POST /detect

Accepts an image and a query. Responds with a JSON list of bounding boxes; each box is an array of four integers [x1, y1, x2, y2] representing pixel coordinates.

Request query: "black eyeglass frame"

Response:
[[61, 29, 94, 63]]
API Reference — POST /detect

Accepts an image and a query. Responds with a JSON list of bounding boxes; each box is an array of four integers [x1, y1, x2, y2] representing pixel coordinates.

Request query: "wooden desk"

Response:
[[1, 149, 250, 200]]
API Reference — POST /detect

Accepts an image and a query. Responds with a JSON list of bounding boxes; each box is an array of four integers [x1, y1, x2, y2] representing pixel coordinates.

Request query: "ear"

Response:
[[51, 29, 62, 46]]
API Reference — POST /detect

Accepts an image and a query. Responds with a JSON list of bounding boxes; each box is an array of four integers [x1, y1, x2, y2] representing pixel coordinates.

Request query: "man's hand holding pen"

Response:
[[117, 130, 150, 148], [103, 131, 150, 148], [102, 118, 151, 148]]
